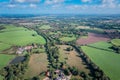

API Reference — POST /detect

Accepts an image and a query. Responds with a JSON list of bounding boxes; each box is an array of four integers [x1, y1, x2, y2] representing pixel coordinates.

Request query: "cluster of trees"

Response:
[[0, 54, 30, 80], [0, 25, 5, 30], [111, 45, 120, 54]]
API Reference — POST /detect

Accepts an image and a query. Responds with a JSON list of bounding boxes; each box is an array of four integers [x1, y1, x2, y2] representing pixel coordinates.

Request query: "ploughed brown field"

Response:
[[76, 33, 110, 45]]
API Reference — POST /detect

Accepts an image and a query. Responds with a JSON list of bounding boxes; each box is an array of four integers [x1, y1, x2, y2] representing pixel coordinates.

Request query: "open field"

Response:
[[60, 36, 76, 42], [88, 41, 113, 51], [81, 42, 120, 80], [76, 33, 110, 45], [39, 25, 51, 29], [111, 39, 120, 46], [0, 43, 11, 52], [0, 54, 15, 69], [0, 75, 3, 80], [0, 25, 46, 47], [58, 45, 89, 73], [24, 53, 48, 78]]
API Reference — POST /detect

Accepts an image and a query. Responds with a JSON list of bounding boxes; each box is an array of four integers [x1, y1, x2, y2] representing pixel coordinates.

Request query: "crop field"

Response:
[[0, 43, 11, 52], [0, 25, 46, 47], [39, 25, 51, 29], [58, 45, 89, 73], [81, 42, 120, 80], [24, 53, 48, 78], [0, 54, 15, 69], [76, 33, 110, 45], [111, 39, 120, 46], [60, 36, 76, 42]]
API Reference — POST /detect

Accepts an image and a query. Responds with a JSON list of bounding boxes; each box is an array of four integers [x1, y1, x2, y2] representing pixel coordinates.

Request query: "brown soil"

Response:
[[76, 33, 110, 45]]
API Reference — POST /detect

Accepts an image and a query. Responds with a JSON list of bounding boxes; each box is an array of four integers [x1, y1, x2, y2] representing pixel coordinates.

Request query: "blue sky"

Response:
[[0, 0, 120, 14]]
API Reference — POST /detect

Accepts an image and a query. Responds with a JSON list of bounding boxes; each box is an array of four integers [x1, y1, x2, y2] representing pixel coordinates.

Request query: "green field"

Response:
[[88, 41, 113, 51], [0, 54, 15, 69], [81, 42, 120, 80], [0, 43, 11, 52], [111, 39, 120, 46], [39, 25, 51, 29], [0, 75, 3, 80], [60, 36, 76, 42], [0, 25, 46, 47]]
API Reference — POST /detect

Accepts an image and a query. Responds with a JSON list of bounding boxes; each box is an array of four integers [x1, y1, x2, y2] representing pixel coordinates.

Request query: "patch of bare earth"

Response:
[[58, 45, 89, 73], [24, 53, 48, 78], [76, 32, 110, 45]]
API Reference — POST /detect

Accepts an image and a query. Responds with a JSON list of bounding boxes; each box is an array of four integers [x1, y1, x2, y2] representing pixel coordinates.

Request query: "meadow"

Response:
[[39, 25, 51, 29], [24, 53, 48, 78], [111, 39, 120, 46], [0, 25, 46, 48], [81, 42, 120, 80], [0, 54, 15, 69], [58, 45, 89, 73], [60, 36, 76, 42]]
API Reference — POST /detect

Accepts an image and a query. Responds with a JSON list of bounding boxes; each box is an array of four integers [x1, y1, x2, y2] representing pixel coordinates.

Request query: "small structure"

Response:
[[16, 47, 24, 54]]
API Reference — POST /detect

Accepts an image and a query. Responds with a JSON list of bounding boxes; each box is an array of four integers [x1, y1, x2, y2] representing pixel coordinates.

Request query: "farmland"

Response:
[[58, 45, 89, 73], [0, 54, 15, 69], [76, 33, 110, 45], [81, 42, 120, 80], [0, 25, 46, 47], [24, 53, 48, 79], [39, 25, 51, 29], [111, 39, 120, 46]]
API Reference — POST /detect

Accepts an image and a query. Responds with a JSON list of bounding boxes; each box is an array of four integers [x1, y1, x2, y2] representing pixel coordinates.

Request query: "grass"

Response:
[[0, 25, 46, 46], [0, 43, 11, 52], [58, 45, 89, 73], [81, 42, 120, 80], [88, 41, 113, 51], [111, 39, 120, 46], [24, 53, 48, 78], [0, 75, 3, 80], [0, 54, 15, 69], [39, 25, 51, 29], [60, 36, 76, 42]]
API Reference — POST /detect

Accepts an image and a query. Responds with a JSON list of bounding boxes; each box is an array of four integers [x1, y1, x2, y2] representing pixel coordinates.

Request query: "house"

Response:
[[16, 47, 24, 54]]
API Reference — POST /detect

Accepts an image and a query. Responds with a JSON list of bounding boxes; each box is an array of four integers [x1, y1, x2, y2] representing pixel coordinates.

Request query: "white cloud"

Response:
[[81, 0, 92, 3], [29, 4, 37, 8], [101, 0, 117, 8], [11, 0, 40, 3], [7, 4, 16, 8], [45, 0, 64, 5]]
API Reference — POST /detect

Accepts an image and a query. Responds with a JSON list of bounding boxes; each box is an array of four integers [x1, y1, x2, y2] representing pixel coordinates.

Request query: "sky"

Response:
[[0, 0, 120, 14]]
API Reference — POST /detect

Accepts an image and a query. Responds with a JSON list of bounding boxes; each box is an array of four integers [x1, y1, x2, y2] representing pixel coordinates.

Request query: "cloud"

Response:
[[29, 4, 37, 8], [81, 0, 92, 3], [7, 4, 16, 8], [45, 0, 64, 5], [101, 0, 116, 8], [10, 0, 40, 3]]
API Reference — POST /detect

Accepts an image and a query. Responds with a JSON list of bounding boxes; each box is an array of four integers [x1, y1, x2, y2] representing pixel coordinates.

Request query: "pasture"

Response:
[[60, 36, 76, 42], [81, 42, 120, 80], [39, 25, 51, 29], [111, 39, 120, 46], [0, 54, 15, 69], [0, 43, 11, 52], [24, 53, 48, 78], [58, 45, 89, 73], [0, 25, 46, 47], [0, 75, 3, 80], [76, 33, 110, 45]]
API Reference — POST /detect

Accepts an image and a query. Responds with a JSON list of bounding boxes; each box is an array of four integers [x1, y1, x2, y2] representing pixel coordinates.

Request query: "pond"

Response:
[[10, 56, 25, 64]]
